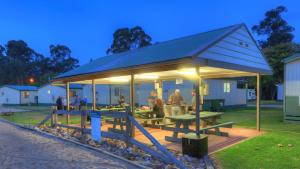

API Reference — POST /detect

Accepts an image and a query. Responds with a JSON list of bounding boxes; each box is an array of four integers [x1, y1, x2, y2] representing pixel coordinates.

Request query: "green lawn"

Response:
[[0, 105, 81, 126], [2, 105, 300, 169], [215, 107, 300, 169]]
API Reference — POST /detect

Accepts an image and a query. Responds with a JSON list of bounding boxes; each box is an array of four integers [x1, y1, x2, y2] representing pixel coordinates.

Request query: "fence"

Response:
[[39, 107, 186, 169]]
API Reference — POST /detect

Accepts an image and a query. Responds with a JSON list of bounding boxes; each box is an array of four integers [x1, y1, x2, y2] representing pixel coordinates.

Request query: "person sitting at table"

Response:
[[169, 89, 184, 116], [155, 97, 164, 118], [118, 94, 126, 107]]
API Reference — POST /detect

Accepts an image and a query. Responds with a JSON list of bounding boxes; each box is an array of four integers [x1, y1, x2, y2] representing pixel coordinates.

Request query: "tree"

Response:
[[107, 26, 152, 54], [252, 6, 295, 48], [49, 44, 79, 74], [251, 6, 297, 100]]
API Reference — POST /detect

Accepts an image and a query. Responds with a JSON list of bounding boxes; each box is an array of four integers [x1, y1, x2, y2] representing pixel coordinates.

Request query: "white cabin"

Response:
[[38, 84, 83, 104], [0, 85, 38, 105]]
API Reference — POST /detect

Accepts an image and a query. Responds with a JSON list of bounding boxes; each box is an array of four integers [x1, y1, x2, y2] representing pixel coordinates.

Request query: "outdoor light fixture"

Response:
[[29, 77, 35, 83], [177, 68, 197, 76], [108, 76, 129, 82], [135, 74, 159, 79]]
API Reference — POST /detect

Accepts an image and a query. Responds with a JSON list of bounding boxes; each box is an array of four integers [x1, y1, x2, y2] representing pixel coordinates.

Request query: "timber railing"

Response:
[[39, 107, 186, 169]]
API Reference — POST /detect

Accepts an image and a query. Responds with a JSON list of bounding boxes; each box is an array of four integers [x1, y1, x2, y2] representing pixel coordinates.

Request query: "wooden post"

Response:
[[81, 110, 87, 142], [195, 67, 201, 136], [66, 82, 70, 125], [256, 74, 261, 131], [130, 74, 135, 137], [92, 80, 96, 110], [51, 109, 54, 127], [156, 80, 163, 100]]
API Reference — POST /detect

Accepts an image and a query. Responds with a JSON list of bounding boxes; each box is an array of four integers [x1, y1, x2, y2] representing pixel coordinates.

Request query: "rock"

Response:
[[278, 144, 284, 147]]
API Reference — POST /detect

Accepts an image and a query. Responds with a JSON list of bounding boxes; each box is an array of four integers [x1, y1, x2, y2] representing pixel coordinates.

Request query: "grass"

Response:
[[214, 107, 300, 169], [0, 105, 81, 126], [247, 100, 283, 106], [2, 105, 300, 168]]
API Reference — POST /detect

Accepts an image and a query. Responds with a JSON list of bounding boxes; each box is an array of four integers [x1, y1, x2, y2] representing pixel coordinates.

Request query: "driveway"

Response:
[[0, 120, 141, 169]]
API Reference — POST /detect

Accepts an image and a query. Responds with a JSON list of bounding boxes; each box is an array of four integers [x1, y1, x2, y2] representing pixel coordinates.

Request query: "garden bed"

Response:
[[39, 126, 207, 169]]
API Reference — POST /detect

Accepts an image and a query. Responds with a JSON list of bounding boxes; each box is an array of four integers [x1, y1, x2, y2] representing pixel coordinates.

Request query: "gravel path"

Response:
[[0, 121, 141, 169]]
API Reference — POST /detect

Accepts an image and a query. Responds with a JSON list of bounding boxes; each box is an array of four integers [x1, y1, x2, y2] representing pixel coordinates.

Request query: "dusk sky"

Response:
[[0, 0, 299, 65]]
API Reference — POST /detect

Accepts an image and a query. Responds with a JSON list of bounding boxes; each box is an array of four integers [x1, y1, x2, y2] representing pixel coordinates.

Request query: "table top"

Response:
[[167, 111, 223, 121], [190, 111, 223, 118]]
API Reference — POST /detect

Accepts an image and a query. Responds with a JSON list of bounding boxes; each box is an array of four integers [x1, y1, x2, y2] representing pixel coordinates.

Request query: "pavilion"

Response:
[[51, 23, 272, 157]]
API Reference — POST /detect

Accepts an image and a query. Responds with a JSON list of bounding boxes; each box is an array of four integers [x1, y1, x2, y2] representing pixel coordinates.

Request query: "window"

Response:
[[23, 91, 30, 98], [224, 83, 231, 93]]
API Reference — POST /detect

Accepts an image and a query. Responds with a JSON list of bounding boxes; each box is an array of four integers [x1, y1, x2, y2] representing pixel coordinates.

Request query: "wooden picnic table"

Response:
[[164, 112, 223, 142], [190, 111, 223, 128]]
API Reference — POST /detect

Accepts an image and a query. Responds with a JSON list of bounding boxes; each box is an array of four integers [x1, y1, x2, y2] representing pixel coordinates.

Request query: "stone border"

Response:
[[0, 118, 147, 169]]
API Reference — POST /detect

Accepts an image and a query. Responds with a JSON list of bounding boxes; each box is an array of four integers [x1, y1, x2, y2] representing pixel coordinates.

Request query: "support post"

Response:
[[92, 80, 96, 110], [81, 110, 87, 142], [156, 80, 163, 100], [66, 82, 70, 125], [182, 66, 207, 159], [195, 67, 201, 136], [256, 74, 261, 131], [130, 74, 135, 137]]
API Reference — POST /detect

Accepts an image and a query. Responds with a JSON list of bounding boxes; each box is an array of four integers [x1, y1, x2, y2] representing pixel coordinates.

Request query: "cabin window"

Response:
[[23, 91, 30, 98], [224, 83, 231, 93]]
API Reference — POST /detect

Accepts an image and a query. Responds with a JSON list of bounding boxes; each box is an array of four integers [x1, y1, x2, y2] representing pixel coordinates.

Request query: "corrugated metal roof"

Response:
[[55, 24, 243, 79], [39, 83, 83, 89], [4, 85, 38, 91], [282, 53, 300, 63]]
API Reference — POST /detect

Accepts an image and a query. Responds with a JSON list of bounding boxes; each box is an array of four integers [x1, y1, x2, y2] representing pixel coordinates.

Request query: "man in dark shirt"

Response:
[[56, 96, 63, 110]]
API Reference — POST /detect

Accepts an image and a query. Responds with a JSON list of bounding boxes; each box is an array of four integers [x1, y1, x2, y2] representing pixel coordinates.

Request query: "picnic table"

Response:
[[190, 111, 223, 128], [164, 112, 224, 142]]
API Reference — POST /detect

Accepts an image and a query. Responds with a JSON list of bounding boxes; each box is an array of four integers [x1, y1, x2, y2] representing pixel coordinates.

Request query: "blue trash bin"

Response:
[[91, 111, 101, 142]]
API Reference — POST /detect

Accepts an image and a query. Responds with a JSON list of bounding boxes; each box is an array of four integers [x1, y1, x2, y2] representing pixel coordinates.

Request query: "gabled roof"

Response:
[[4, 85, 38, 91], [54, 23, 272, 81], [282, 53, 300, 63], [39, 83, 83, 89]]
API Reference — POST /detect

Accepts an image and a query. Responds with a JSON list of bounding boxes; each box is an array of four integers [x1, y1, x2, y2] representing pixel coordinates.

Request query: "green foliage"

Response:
[[107, 26, 152, 54], [263, 43, 300, 83], [0, 41, 79, 86], [49, 44, 79, 73], [252, 6, 297, 99], [252, 6, 295, 48]]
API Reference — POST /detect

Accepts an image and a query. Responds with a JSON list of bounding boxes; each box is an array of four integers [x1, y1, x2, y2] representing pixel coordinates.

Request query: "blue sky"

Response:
[[0, 0, 299, 64]]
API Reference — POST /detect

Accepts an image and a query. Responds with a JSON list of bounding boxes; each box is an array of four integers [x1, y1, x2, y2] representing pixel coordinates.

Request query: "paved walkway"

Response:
[[0, 121, 140, 169]]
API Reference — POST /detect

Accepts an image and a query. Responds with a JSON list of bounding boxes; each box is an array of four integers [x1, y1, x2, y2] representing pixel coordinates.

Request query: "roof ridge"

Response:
[[87, 23, 244, 64]]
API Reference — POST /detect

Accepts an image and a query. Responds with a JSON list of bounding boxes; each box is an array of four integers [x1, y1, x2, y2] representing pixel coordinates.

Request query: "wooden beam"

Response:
[[195, 67, 201, 136], [52, 58, 194, 83], [66, 82, 70, 125], [92, 79, 96, 110], [256, 74, 261, 131]]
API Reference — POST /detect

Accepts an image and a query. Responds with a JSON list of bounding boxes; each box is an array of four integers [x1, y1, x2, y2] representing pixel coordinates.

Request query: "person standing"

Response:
[[170, 89, 183, 116], [56, 96, 63, 110]]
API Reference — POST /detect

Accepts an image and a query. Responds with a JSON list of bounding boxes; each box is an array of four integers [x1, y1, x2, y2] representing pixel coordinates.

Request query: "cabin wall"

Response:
[[284, 59, 300, 122], [20, 91, 38, 104], [83, 84, 131, 105], [38, 85, 66, 104], [0, 87, 20, 104]]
